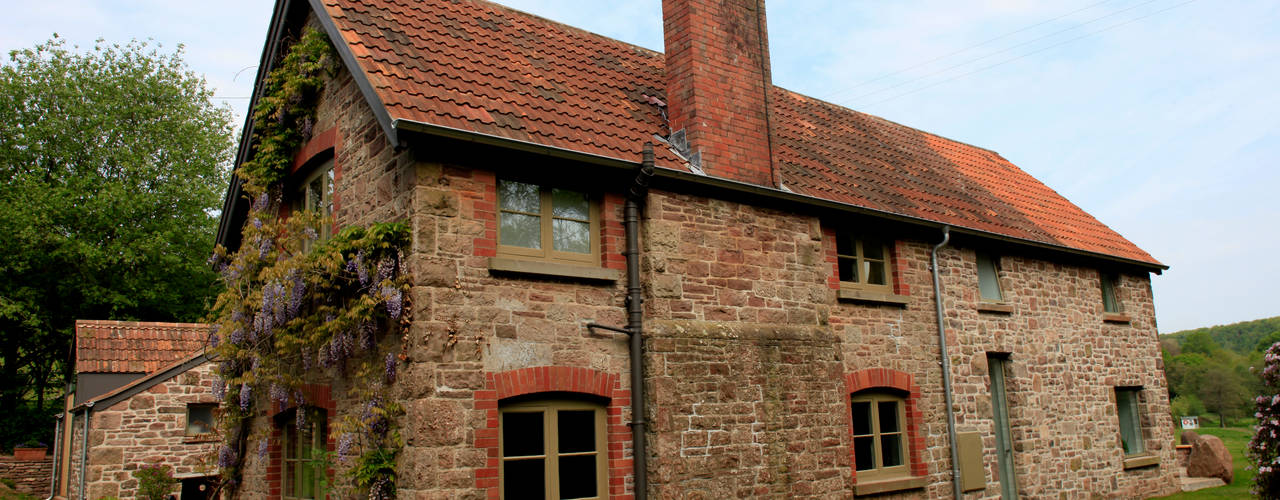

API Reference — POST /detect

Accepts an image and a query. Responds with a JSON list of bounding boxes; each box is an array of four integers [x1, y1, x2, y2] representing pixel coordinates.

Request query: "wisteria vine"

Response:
[[205, 25, 407, 499]]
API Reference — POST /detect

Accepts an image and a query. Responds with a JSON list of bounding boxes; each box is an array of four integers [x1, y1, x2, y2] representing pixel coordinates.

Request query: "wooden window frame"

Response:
[[184, 403, 218, 437], [499, 399, 608, 499], [976, 252, 1005, 302], [1115, 387, 1146, 456], [292, 157, 335, 245], [497, 180, 601, 266], [282, 407, 327, 500], [1101, 272, 1122, 313], [836, 234, 894, 293], [850, 391, 910, 482]]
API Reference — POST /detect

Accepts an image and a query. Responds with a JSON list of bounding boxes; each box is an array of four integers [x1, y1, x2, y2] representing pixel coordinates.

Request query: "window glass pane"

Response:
[[299, 461, 315, 498], [836, 233, 854, 257], [503, 459, 545, 500], [558, 455, 598, 498], [323, 168, 334, 216], [880, 433, 904, 467], [854, 436, 875, 470], [877, 401, 900, 433], [308, 177, 323, 212], [866, 260, 887, 286], [977, 253, 1003, 301], [499, 180, 541, 213], [503, 411, 545, 457], [862, 238, 885, 260], [500, 213, 542, 249], [551, 189, 589, 220], [1117, 390, 1144, 454], [557, 410, 596, 453], [552, 219, 590, 254], [851, 401, 872, 435], [1102, 274, 1119, 313], [839, 257, 857, 283], [186, 405, 214, 435], [284, 461, 294, 496]]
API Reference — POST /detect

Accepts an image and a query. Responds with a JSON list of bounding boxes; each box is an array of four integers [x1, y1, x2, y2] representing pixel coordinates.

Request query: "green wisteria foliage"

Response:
[[207, 27, 407, 499]]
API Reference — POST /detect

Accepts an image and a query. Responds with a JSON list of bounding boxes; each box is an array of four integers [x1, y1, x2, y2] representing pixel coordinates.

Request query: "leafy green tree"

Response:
[[0, 36, 233, 447], [1199, 363, 1250, 427], [1165, 352, 1209, 399], [1182, 330, 1220, 356]]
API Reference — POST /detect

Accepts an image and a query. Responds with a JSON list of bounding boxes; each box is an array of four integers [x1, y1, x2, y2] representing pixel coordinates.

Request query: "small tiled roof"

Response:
[[75, 320, 210, 374], [314, 0, 1161, 267]]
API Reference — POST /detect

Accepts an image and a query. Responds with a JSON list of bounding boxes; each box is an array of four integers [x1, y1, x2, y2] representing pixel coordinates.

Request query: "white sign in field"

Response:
[[1180, 416, 1199, 429]]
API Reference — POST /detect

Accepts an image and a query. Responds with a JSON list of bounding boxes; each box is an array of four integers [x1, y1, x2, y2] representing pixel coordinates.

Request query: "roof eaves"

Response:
[[396, 117, 1166, 272], [71, 351, 210, 413], [307, 0, 398, 147]]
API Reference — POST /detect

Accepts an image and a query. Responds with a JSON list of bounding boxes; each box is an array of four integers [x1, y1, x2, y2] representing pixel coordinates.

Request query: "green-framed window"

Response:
[[1101, 272, 1122, 313], [500, 399, 607, 499], [497, 180, 599, 265], [1116, 387, 1145, 455], [851, 391, 909, 481], [836, 234, 892, 292], [283, 407, 327, 499], [976, 252, 1004, 302]]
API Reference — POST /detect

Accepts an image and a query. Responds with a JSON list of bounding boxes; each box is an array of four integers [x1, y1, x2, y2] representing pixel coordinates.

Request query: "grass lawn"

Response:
[[1153, 425, 1255, 499]]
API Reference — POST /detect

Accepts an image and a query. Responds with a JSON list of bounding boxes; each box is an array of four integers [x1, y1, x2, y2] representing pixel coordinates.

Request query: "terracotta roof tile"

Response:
[[75, 320, 210, 374], [317, 0, 1161, 267]]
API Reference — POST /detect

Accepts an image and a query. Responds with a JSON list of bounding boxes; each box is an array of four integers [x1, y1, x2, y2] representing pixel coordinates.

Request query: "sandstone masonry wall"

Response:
[[65, 361, 220, 500], [0, 455, 53, 496]]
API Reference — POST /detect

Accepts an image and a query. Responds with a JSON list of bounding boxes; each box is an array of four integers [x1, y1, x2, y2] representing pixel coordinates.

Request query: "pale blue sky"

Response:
[[3, 0, 1275, 333]]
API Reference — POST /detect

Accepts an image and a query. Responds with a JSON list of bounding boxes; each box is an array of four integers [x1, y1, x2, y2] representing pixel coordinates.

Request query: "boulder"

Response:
[[1186, 434, 1233, 484], [1181, 430, 1201, 445]]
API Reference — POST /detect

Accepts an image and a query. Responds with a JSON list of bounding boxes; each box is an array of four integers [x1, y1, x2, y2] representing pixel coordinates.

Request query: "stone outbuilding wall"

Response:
[[0, 455, 53, 496], [66, 361, 220, 500]]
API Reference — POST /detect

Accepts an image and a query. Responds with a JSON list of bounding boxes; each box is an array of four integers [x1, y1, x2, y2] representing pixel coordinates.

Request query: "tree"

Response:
[[1182, 330, 1220, 356], [1199, 363, 1250, 427], [0, 36, 233, 448]]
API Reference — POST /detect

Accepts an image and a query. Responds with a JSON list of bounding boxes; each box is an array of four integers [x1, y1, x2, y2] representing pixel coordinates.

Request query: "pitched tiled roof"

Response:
[[75, 320, 210, 374], [315, 0, 1161, 267]]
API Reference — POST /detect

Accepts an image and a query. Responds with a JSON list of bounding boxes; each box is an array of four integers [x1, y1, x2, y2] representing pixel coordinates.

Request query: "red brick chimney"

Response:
[[663, 0, 775, 187]]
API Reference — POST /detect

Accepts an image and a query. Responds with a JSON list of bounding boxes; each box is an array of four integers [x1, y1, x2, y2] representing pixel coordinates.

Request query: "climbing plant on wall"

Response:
[[207, 26, 407, 499]]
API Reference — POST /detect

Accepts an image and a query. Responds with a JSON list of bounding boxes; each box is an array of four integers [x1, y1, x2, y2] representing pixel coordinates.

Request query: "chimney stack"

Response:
[[663, 0, 775, 186]]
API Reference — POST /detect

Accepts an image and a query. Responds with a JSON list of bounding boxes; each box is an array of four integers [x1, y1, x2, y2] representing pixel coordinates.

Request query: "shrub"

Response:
[[1249, 342, 1280, 496], [132, 464, 176, 500]]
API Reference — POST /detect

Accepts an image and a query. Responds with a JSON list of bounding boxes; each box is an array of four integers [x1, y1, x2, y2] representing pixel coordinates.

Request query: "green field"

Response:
[[1154, 426, 1255, 499]]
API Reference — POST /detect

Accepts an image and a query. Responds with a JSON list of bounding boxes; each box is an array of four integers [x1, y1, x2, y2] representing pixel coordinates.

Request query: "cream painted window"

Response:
[[294, 159, 335, 243], [836, 234, 892, 292], [498, 180, 599, 265], [500, 399, 607, 499], [283, 408, 326, 500], [1101, 272, 1122, 313], [1116, 388, 1145, 455], [851, 391, 909, 481], [976, 252, 1004, 302]]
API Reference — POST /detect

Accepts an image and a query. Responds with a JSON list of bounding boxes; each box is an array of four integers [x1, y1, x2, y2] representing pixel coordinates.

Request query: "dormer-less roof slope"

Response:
[[308, 0, 1161, 267], [75, 320, 209, 374]]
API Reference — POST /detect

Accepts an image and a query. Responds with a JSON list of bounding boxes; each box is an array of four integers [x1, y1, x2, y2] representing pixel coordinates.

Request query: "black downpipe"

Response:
[[624, 144, 655, 499]]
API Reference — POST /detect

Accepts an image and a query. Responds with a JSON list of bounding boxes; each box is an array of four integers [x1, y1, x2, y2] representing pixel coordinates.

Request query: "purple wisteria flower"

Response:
[[385, 353, 397, 383], [211, 377, 225, 400], [258, 237, 273, 259], [348, 251, 369, 286], [296, 406, 307, 430], [304, 227, 318, 241], [376, 257, 395, 283], [270, 383, 289, 408], [239, 383, 252, 411], [337, 432, 356, 458], [208, 325, 221, 348], [252, 217, 263, 230], [217, 445, 237, 468], [252, 193, 269, 212], [288, 272, 305, 318], [359, 321, 375, 351], [301, 350, 313, 371], [229, 328, 245, 346], [383, 287, 403, 319], [257, 438, 269, 460]]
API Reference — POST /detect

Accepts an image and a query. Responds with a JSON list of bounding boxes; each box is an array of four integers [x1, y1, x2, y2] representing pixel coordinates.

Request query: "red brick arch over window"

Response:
[[473, 366, 634, 499], [845, 368, 928, 479]]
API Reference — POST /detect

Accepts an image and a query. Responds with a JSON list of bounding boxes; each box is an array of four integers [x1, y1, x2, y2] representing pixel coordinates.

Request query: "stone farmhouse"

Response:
[[54, 320, 220, 499], [213, 0, 1178, 497]]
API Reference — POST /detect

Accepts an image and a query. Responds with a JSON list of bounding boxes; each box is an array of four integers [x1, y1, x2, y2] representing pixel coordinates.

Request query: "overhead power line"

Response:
[[854, 0, 1201, 109], [834, 0, 1166, 106], [822, 0, 1119, 101]]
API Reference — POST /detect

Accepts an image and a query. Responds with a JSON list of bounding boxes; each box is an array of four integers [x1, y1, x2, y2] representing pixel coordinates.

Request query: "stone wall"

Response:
[[0, 455, 53, 496], [64, 361, 220, 499], [225, 13, 1179, 499]]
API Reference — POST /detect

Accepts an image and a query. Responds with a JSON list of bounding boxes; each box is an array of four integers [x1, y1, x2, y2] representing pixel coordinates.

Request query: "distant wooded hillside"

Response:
[[1162, 316, 1280, 354]]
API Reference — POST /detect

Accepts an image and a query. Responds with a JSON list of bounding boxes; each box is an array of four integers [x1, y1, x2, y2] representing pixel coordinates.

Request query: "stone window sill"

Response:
[[488, 257, 621, 282], [837, 288, 910, 306], [976, 302, 1014, 314], [1103, 312, 1132, 324], [854, 475, 927, 496], [1122, 453, 1159, 470], [182, 435, 220, 444]]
